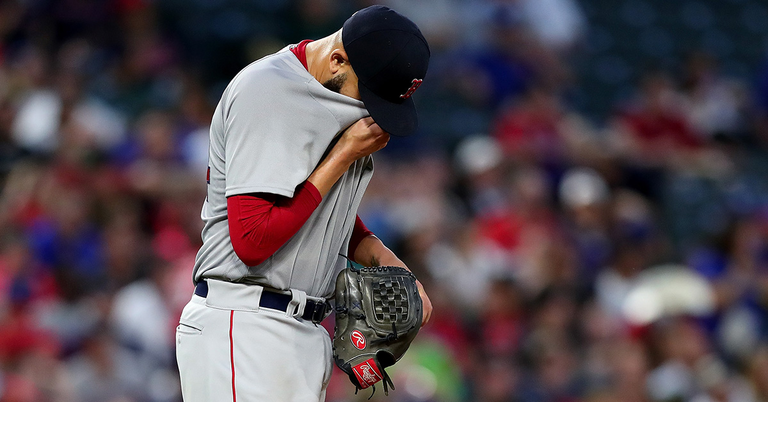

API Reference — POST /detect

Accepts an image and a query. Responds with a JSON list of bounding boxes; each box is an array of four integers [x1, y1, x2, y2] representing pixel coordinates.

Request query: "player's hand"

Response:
[[335, 117, 390, 162], [416, 279, 432, 327]]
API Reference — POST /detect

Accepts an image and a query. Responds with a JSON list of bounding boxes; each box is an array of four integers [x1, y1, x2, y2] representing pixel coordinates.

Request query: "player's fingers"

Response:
[[417, 281, 432, 327], [359, 116, 375, 126], [371, 133, 389, 152], [374, 141, 388, 153], [367, 121, 385, 136], [421, 309, 431, 327]]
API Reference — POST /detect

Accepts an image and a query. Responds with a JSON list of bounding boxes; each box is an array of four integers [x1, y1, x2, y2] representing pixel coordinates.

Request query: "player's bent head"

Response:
[[340, 5, 430, 137], [323, 40, 359, 99]]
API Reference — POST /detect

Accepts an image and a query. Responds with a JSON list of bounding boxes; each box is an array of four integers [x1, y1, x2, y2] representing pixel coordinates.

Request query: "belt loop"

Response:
[[203, 279, 263, 312], [287, 289, 307, 319]]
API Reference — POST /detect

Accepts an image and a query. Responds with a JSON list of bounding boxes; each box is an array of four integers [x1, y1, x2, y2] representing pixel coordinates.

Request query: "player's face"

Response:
[[336, 69, 360, 100], [322, 72, 347, 93], [328, 50, 361, 101]]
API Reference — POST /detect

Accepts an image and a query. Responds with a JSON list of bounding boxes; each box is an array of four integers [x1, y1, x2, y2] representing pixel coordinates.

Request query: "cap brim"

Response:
[[358, 82, 418, 137]]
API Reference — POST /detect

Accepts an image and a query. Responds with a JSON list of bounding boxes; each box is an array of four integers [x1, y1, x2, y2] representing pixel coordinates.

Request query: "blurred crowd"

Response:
[[3, 0, 768, 402]]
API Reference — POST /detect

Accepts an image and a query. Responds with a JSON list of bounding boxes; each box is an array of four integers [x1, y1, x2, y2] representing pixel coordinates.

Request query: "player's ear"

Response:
[[329, 49, 350, 74]]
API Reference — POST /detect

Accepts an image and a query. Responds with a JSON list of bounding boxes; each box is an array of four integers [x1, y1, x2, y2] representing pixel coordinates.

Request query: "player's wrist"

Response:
[[332, 136, 364, 164]]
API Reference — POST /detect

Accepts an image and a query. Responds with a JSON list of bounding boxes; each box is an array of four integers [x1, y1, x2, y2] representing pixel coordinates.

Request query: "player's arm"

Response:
[[307, 117, 388, 197], [228, 117, 388, 266], [227, 183, 321, 267], [351, 220, 433, 327]]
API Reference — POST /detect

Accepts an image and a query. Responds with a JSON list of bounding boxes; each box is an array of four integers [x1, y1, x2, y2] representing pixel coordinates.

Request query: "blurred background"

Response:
[[2, 0, 768, 402]]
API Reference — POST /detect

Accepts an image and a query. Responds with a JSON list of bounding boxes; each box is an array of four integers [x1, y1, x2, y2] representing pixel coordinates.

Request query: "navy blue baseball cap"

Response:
[[342, 5, 430, 137]]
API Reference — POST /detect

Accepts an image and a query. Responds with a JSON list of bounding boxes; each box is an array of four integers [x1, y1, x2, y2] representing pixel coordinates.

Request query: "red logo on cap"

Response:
[[351, 330, 366, 350], [399, 78, 423, 99], [352, 359, 383, 388]]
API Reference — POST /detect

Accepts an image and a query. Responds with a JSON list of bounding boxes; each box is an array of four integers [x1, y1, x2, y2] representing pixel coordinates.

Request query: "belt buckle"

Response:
[[309, 300, 328, 323]]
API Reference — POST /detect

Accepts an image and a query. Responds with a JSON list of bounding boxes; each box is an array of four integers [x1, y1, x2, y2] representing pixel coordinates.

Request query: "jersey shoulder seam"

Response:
[[306, 82, 343, 130]]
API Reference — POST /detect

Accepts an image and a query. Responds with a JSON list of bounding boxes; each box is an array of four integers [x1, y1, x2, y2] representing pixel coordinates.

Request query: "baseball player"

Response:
[[175, 5, 433, 402]]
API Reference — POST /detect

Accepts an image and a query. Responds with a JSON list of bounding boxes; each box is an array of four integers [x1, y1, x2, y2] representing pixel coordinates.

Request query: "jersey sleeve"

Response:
[[227, 181, 322, 267], [222, 64, 341, 198]]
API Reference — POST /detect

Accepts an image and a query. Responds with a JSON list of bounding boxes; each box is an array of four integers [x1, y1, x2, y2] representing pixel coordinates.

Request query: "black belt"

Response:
[[194, 280, 329, 324]]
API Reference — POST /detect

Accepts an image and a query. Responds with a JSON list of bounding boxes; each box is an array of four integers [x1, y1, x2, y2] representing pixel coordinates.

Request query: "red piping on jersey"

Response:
[[228, 181, 322, 267], [230, 310, 236, 402], [289, 40, 312, 70]]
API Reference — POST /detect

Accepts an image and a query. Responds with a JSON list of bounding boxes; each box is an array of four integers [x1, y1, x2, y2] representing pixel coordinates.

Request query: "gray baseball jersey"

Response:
[[192, 46, 372, 299]]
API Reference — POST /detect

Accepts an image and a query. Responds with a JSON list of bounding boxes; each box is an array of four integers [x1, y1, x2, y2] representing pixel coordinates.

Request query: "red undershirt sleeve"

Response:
[[227, 181, 322, 267], [348, 215, 375, 260]]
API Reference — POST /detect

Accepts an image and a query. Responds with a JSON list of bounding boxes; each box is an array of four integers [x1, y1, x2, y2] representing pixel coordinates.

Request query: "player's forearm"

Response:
[[353, 235, 409, 270], [355, 234, 432, 326], [306, 148, 357, 197], [348, 216, 404, 269]]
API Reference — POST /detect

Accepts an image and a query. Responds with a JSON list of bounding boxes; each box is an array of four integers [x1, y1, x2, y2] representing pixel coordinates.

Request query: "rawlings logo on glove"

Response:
[[332, 266, 422, 397]]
